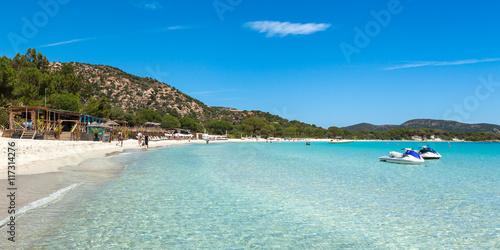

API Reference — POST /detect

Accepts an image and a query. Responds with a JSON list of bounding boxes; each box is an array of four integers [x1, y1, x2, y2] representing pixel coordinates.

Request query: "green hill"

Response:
[[342, 119, 500, 133]]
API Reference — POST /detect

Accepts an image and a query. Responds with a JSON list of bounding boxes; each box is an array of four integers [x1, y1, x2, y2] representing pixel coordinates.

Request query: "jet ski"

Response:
[[418, 145, 441, 159], [379, 148, 425, 165]]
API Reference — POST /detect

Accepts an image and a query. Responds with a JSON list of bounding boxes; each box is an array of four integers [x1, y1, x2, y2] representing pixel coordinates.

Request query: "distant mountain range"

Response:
[[341, 119, 500, 133]]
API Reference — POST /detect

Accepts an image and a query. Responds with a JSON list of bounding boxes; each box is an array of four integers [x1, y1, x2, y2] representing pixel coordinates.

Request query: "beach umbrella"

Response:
[[89, 122, 111, 131], [106, 120, 120, 126], [88, 121, 109, 133]]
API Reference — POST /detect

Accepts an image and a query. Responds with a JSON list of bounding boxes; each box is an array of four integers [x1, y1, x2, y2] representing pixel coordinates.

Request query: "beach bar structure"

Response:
[[6, 106, 109, 140], [5, 105, 195, 141], [8, 106, 59, 132]]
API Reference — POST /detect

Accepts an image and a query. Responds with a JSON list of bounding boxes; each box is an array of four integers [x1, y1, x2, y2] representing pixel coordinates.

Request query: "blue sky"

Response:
[[2, 0, 500, 128]]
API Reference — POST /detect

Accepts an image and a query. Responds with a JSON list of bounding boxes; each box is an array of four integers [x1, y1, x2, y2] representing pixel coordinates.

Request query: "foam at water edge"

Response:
[[0, 182, 82, 228]]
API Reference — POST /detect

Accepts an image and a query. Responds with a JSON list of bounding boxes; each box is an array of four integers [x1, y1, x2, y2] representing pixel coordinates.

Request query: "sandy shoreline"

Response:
[[0, 138, 251, 178]]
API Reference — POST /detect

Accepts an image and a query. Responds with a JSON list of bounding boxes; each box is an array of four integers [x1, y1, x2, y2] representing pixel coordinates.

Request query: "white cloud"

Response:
[[159, 26, 193, 31], [386, 58, 500, 70], [39, 37, 95, 47], [143, 26, 193, 33], [165, 26, 186, 30], [244, 21, 331, 37], [38, 25, 189, 48], [190, 89, 244, 96], [131, 0, 163, 10]]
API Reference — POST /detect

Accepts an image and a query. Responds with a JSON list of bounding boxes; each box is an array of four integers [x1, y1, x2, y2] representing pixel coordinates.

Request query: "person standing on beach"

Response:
[[138, 132, 142, 146], [117, 132, 123, 147], [145, 134, 149, 149]]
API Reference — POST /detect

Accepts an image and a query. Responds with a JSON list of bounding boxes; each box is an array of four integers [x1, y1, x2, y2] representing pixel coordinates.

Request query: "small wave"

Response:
[[0, 183, 82, 227]]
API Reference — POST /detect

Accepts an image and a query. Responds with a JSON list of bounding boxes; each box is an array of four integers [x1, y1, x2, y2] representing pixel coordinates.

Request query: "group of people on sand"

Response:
[[137, 132, 149, 149]]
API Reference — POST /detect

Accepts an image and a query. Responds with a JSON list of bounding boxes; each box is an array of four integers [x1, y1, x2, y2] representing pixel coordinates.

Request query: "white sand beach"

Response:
[[0, 138, 200, 177]]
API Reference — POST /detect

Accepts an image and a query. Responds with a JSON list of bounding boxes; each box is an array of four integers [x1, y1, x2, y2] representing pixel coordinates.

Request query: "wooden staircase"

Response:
[[59, 132, 72, 141], [21, 131, 36, 139]]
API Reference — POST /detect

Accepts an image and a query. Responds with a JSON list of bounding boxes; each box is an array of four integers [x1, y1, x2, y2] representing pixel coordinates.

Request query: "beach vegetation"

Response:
[[206, 120, 233, 135], [12, 120, 22, 134], [52, 93, 81, 111], [136, 109, 162, 124], [0, 57, 17, 101], [179, 117, 204, 133], [283, 126, 297, 137], [54, 124, 63, 139], [89, 127, 101, 135], [241, 117, 268, 135], [260, 124, 276, 137], [161, 115, 181, 129], [328, 126, 343, 138], [71, 123, 78, 136], [36, 119, 45, 135], [0, 107, 9, 129], [82, 97, 111, 118], [272, 123, 284, 137]]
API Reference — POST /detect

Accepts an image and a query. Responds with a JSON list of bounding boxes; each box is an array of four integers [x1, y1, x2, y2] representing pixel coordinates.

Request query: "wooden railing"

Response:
[[70, 123, 79, 141], [10, 118, 59, 132]]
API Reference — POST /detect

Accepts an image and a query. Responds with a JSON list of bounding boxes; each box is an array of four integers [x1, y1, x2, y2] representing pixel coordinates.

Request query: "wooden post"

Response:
[[9, 107, 13, 130], [31, 110, 36, 131], [25, 106, 27, 131], [35, 109, 39, 131]]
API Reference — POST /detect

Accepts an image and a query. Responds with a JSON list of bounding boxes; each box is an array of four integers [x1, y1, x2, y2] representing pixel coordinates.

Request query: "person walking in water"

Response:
[[145, 134, 149, 149], [138, 132, 142, 147]]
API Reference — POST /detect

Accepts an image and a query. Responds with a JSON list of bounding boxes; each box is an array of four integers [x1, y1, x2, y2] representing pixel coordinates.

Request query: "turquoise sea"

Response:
[[4, 141, 500, 248]]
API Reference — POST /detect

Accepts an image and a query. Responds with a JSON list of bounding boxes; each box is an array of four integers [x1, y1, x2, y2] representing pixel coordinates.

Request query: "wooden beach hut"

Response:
[[7, 106, 61, 139], [5, 105, 108, 141]]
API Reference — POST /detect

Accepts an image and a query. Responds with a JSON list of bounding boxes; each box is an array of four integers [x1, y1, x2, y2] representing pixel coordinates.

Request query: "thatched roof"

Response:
[[89, 122, 111, 128], [106, 120, 120, 126]]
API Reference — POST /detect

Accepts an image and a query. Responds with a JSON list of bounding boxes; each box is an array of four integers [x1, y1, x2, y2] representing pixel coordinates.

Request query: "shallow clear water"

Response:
[[6, 142, 500, 248]]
